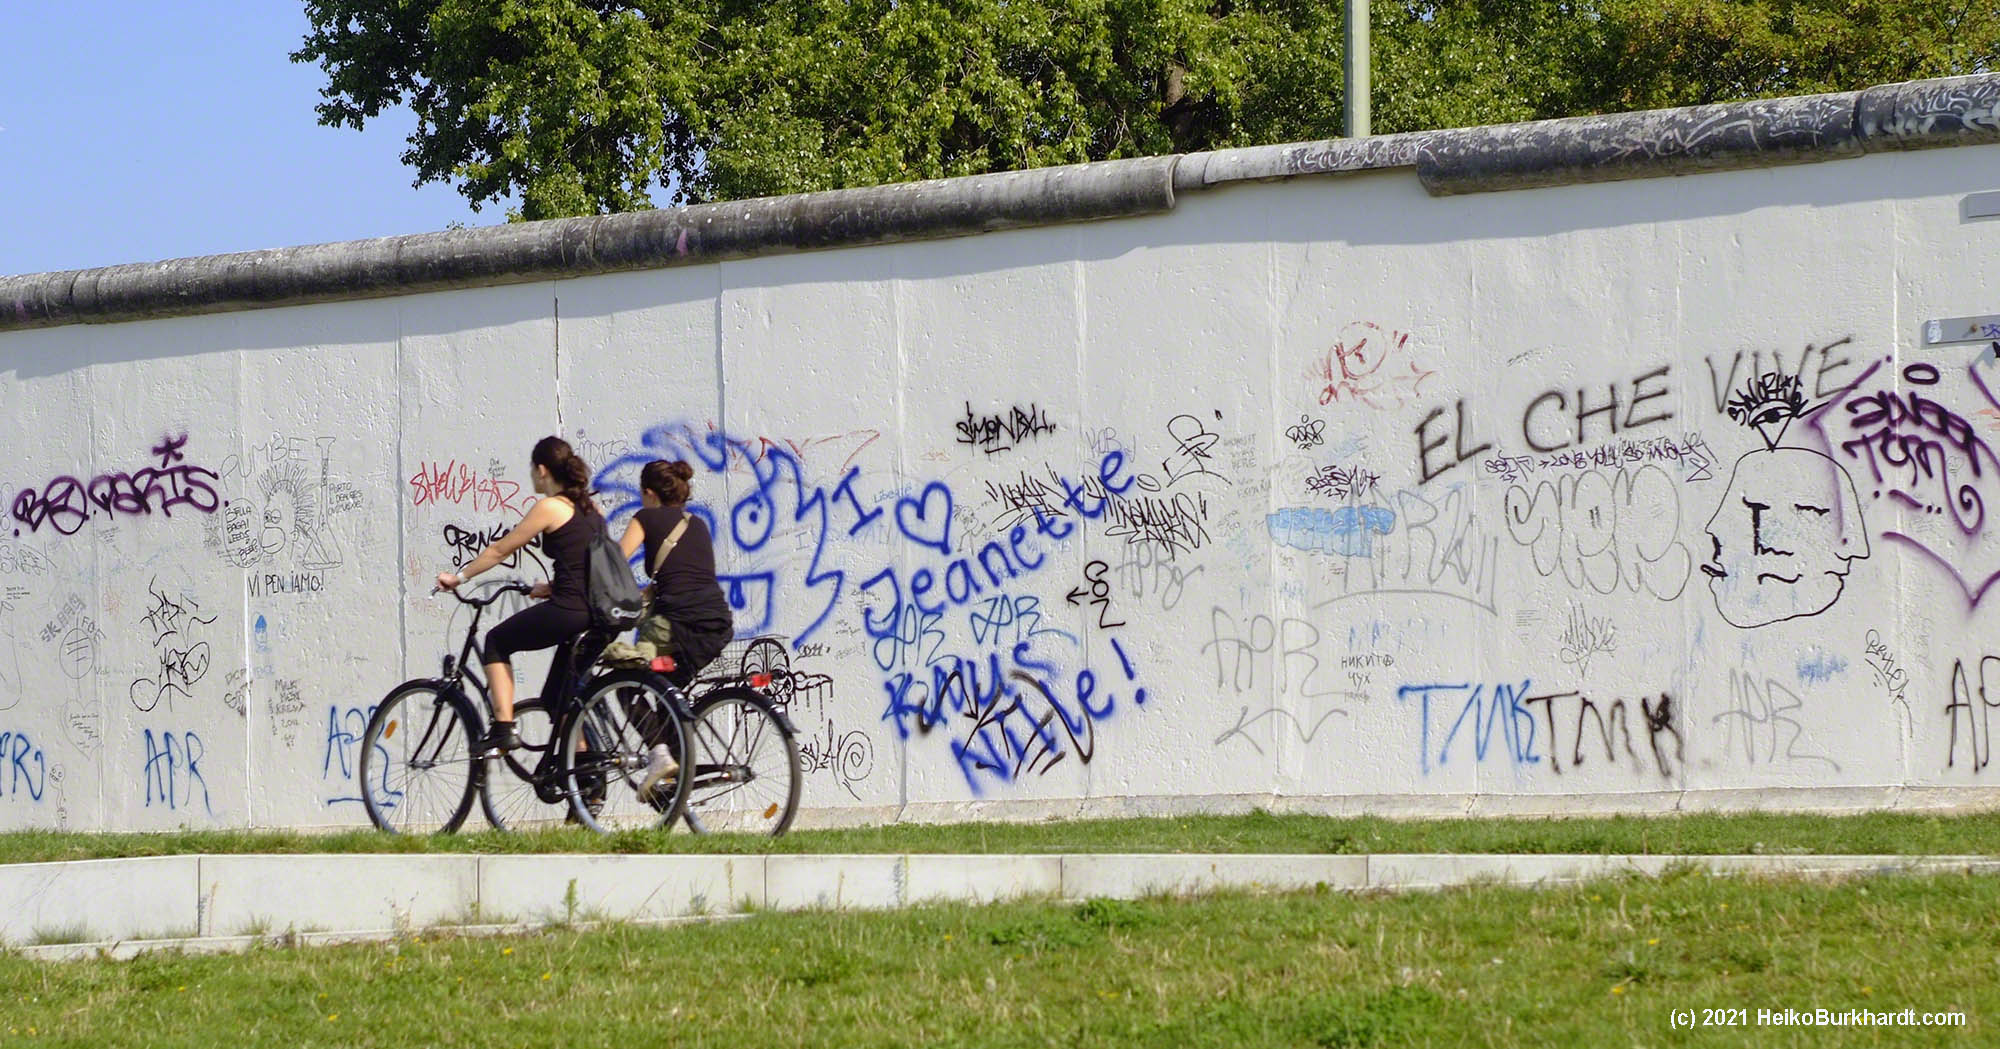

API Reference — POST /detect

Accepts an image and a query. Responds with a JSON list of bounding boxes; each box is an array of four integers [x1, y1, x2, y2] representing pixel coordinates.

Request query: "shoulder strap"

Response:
[[647, 514, 692, 578]]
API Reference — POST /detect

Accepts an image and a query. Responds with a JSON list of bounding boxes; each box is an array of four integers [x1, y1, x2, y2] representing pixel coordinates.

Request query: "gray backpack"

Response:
[[584, 520, 645, 631]]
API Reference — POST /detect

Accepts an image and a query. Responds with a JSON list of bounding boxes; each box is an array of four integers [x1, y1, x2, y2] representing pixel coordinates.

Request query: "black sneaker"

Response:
[[478, 721, 521, 758], [564, 772, 608, 824]]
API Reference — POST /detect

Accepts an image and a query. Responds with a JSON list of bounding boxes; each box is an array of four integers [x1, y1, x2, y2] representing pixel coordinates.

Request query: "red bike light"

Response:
[[650, 655, 677, 673], [749, 672, 774, 689]]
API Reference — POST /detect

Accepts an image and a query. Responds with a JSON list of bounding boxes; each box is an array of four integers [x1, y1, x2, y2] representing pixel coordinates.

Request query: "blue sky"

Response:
[[1, 3, 513, 276]]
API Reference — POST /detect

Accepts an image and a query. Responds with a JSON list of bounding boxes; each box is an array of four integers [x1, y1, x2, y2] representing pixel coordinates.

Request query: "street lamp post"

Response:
[[1344, 0, 1371, 137]]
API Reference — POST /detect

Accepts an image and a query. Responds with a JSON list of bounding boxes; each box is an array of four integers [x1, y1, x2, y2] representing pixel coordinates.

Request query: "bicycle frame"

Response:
[[441, 581, 700, 789], [382, 587, 512, 786], [369, 580, 708, 833], [434, 584, 602, 719]]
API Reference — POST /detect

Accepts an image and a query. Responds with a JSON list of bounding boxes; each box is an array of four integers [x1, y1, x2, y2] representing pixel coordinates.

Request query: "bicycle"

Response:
[[589, 634, 806, 836], [678, 670, 804, 836], [357, 581, 696, 834]]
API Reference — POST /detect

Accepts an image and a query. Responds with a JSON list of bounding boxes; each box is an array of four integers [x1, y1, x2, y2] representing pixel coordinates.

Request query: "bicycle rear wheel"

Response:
[[561, 672, 694, 832], [479, 700, 569, 831], [683, 687, 802, 837], [360, 681, 479, 834]]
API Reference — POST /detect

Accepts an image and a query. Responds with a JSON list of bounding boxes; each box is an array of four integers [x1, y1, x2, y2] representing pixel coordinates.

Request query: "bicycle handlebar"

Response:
[[433, 580, 534, 608]]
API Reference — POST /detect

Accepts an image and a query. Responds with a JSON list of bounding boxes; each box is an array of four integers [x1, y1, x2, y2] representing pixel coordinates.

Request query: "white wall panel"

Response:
[[3, 143, 1998, 829]]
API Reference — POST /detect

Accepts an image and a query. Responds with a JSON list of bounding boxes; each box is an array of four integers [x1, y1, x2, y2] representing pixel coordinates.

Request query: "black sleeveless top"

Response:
[[635, 505, 732, 626], [541, 500, 597, 612], [635, 505, 735, 670]]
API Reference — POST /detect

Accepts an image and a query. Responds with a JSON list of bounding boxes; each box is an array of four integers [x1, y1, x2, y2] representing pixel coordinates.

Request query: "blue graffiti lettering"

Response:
[[1267, 505, 1397, 556], [323, 704, 400, 808], [945, 638, 1149, 795], [321, 704, 368, 780], [589, 424, 1159, 798], [1397, 681, 1539, 774], [859, 456, 1137, 642], [872, 603, 949, 674], [860, 533, 1053, 640], [881, 650, 1009, 739], [894, 481, 954, 555], [593, 423, 888, 649], [0, 730, 47, 802], [718, 573, 778, 634], [143, 729, 212, 815], [968, 594, 1078, 648]]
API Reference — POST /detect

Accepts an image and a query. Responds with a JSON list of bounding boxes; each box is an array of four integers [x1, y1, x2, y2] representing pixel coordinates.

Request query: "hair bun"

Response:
[[668, 461, 694, 481]]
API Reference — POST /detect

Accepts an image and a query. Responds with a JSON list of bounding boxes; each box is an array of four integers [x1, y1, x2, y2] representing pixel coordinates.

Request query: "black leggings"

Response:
[[482, 601, 594, 703]]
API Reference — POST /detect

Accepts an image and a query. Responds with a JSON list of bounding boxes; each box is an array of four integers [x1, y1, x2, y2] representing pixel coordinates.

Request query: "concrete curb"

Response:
[[9, 913, 749, 963], [826, 786, 2000, 827], [5, 851, 1996, 959]]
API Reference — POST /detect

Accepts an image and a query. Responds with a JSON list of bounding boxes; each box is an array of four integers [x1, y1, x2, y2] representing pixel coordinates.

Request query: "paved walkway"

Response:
[[9, 851, 1998, 960]]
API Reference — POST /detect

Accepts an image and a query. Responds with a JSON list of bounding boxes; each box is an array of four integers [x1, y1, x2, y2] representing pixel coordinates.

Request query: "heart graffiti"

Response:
[[895, 482, 955, 557]]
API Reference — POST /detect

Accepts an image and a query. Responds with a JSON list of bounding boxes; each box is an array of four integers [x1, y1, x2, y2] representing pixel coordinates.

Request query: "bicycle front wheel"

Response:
[[480, 700, 569, 831], [561, 672, 694, 833], [684, 687, 802, 837], [360, 681, 479, 834]]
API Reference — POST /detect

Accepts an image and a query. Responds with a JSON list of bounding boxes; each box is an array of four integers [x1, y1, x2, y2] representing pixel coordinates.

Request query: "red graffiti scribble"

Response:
[[1314, 321, 1438, 410], [408, 461, 525, 514]]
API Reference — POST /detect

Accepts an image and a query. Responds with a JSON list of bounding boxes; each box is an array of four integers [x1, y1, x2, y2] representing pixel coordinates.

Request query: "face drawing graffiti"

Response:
[[1702, 371, 1869, 628], [1702, 449, 1868, 627]]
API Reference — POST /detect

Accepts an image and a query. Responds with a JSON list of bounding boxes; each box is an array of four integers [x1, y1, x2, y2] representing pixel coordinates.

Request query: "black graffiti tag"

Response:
[[130, 576, 216, 713]]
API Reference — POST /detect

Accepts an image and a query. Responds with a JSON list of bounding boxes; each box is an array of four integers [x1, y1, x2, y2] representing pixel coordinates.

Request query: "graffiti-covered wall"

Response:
[[3, 114, 1999, 830]]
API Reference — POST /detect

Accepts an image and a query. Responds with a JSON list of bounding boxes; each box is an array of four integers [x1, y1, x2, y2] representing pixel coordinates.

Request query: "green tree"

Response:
[[1577, 1, 2000, 111], [293, 1, 2000, 221]]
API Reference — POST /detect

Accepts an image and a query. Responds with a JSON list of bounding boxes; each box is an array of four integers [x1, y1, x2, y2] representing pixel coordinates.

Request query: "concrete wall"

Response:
[[3, 94, 1999, 831]]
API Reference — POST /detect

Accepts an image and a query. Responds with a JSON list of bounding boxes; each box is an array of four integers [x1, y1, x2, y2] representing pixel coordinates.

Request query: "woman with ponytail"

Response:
[[617, 460, 735, 683], [437, 435, 602, 756]]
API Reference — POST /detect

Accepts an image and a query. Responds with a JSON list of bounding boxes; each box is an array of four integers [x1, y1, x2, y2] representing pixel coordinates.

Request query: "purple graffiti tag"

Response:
[[1809, 358, 2000, 606], [11, 434, 221, 537], [1834, 362, 1995, 532]]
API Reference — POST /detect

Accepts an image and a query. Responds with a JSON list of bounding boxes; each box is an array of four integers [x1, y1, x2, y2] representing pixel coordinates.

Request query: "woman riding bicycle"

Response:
[[617, 459, 735, 683], [435, 435, 601, 757], [599, 460, 733, 798]]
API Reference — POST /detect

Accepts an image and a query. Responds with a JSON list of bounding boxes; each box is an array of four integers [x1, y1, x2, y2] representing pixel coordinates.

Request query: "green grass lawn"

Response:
[[3, 868, 1993, 1047], [3, 809, 2000, 865]]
